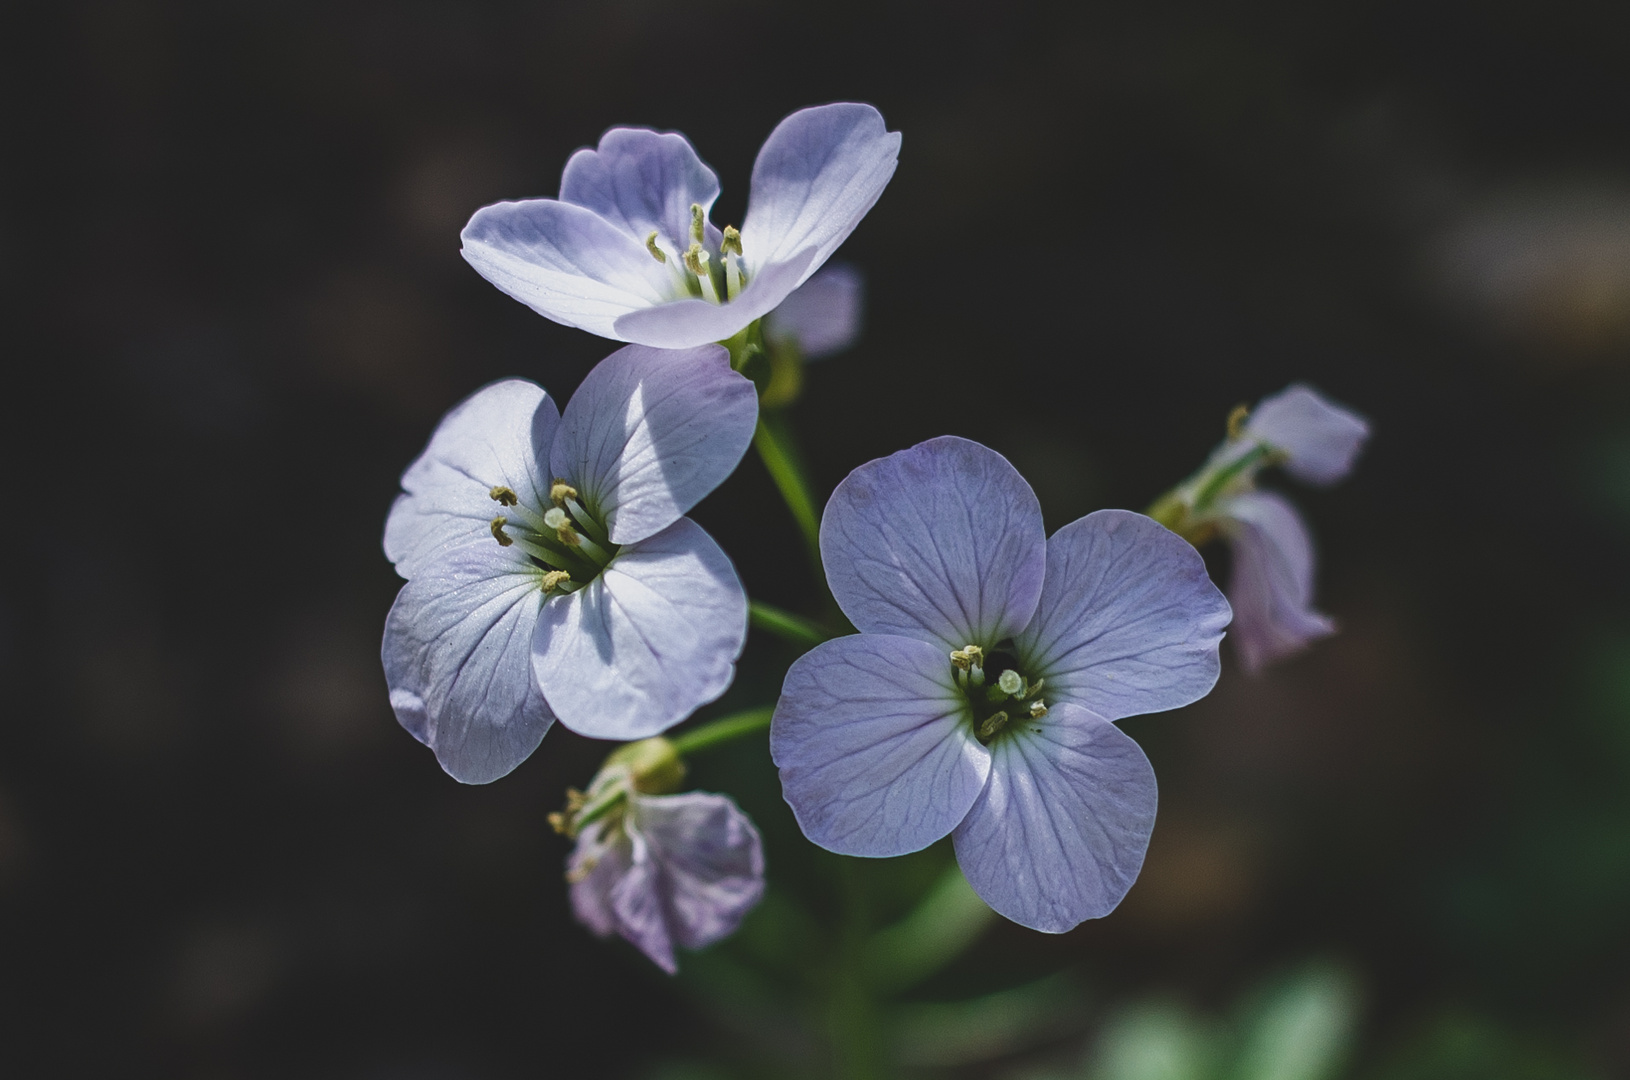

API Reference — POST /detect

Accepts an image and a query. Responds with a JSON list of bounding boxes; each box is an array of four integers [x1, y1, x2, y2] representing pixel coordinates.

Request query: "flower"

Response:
[[770, 437, 1231, 932], [460, 103, 900, 350], [563, 739, 765, 974], [763, 262, 865, 360], [1154, 384, 1369, 672], [381, 343, 757, 782]]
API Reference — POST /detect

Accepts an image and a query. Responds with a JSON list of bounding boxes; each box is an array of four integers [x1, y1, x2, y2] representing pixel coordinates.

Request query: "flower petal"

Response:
[[383, 379, 560, 579], [952, 703, 1157, 932], [558, 127, 722, 254], [460, 198, 672, 338], [1222, 491, 1335, 672], [568, 818, 634, 941], [628, 791, 766, 951], [771, 634, 990, 857], [740, 103, 900, 288], [532, 518, 746, 740], [550, 344, 758, 545], [764, 262, 865, 360], [820, 436, 1047, 651], [608, 247, 818, 349], [1246, 384, 1370, 486], [1015, 510, 1231, 721], [382, 541, 554, 784]]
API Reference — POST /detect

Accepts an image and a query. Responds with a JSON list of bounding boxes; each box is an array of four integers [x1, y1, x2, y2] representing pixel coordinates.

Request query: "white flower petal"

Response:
[[1222, 491, 1336, 671], [764, 262, 865, 359], [629, 791, 766, 951], [608, 249, 818, 349], [952, 703, 1157, 933], [532, 518, 746, 740], [550, 344, 757, 545], [558, 127, 722, 254], [1246, 384, 1370, 486]]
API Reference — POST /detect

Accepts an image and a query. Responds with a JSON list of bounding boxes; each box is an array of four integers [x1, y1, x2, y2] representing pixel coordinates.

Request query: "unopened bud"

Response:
[[604, 737, 686, 795]]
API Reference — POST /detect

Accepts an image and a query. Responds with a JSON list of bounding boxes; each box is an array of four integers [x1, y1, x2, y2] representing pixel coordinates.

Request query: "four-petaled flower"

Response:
[[382, 343, 757, 782], [770, 437, 1232, 932], [1157, 384, 1369, 672], [461, 103, 900, 350]]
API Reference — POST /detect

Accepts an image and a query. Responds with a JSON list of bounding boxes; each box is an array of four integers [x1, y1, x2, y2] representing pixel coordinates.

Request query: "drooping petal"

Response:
[[568, 817, 635, 940], [558, 127, 722, 254], [820, 436, 1047, 651], [1014, 510, 1231, 722], [609, 248, 818, 349], [628, 791, 765, 951], [532, 518, 745, 740], [383, 379, 560, 579], [550, 344, 757, 545], [951, 703, 1157, 933], [460, 198, 673, 338], [1246, 384, 1370, 486], [740, 103, 900, 289], [382, 541, 554, 784], [764, 262, 865, 359], [771, 634, 990, 857], [1221, 491, 1335, 672]]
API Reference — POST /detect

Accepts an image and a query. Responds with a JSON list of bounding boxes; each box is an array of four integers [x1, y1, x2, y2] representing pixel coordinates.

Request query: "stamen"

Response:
[[565, 497, 609, 545], [689, 203, 706, 245], [550, 481, 578, 507], [565, 856, 599, 883], [1029, 700, 1048, 718], [725, 251, 743, 301], [978, 711, 1010, 740], [685, 243, 721, 304], [950, 645, 985, 671], [645, 231, 667, 263], [490, 517, 513, 546], [489, 485, 518, 506], [541, 570, 573, 593], [997, 670, 1025, 697], [1226, 404, 1250, 441], [720, 225, 742, 257]]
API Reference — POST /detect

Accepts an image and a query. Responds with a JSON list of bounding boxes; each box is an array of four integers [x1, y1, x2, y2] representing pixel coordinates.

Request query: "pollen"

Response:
[[1226, 403, 1250, 441], [978, 710, 1010, 740], [550, 481, 578, 506], [721, 225, 743, 257], [689, 203, 706, 244], [541, 570, 573, 592], [1029, 700, 1048, 718], [950, 644, 985, 671], [490, 517, 513, 546], [683, 242, 710, 278], [645, 231, 666, 263], [488, 485, 518, 506]]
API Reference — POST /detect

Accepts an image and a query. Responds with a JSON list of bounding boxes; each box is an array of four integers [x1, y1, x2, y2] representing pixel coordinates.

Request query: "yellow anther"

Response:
[[683, 242, 709, 278], [541, 570, 572, 593], [565, 856, 598, 884], [490, 517, 513, 546], [547, 811, 569, 835], [689, 203, 706, 244], [950, 645, 985, 671], [721, 225, 743, 257], [1029, 700, 1048, 718], [978, 711, 1010, 740], [550, 481, 578, 507], [645, 231, 667, 263], [489, 485, 518, 506], [1226, 404, 1250, 441]]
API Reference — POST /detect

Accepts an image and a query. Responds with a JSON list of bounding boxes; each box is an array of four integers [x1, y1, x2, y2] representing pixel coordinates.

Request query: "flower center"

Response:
[[950, 644, 1049, 745], [486, 481, 619, 594], [644, 204, 748, 305]]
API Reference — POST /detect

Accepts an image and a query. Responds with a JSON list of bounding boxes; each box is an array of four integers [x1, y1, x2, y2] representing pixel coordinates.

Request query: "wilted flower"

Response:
[[461, 103, 900, 350], [559, 738, 765, 975], [771, 437, 1231, 932], [382, 343, 756, 782], [1152, 384, 1370, 672]]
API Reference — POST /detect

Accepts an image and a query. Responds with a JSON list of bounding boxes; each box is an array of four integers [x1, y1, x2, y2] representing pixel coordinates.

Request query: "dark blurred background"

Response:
[[6, 1, 1630, 1076]]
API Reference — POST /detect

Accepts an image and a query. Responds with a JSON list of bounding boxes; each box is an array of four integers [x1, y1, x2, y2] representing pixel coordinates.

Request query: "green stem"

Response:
[[670, 706, 773, 757], [750, 600, 831, 649], [753, 413, 823, 572]]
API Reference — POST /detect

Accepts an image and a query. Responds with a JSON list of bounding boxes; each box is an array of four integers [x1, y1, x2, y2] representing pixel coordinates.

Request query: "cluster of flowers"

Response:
[[380, 104, 1369, 973]]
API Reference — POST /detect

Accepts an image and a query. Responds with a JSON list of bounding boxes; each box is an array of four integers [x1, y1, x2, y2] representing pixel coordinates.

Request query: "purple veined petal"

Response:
[[820, 436, 1047, 651], [951, 702, 1158, 933], [461, 198, 674, 338], [558, 127, 723, 255], [740, 103, 901, 291], [764, 262, 865, 360], [609, 247, 818, 349], [384, 379, 561, 580], [771, 634, 991, 857], [550, 344, 758, 545], [568, 817, 635, 941], [382, 540, 555, 784], [532, 518, 746, 741], [1014, 510, 1231, 722], [606, 836, 678, 973], [628, 791, 766, 951], [1246, 384, 1370, 486], [1221, 491, 1335, 672]]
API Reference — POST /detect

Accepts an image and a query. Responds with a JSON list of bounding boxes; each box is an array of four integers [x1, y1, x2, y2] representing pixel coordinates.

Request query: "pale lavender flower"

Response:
[[381, 343, 756, 783], [1170, 384, 1369, 672], [461, 104, 900, 350], [763, 263, 865, 359], [771, 437, 1231, 932], [570, 786, 764, 975]]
